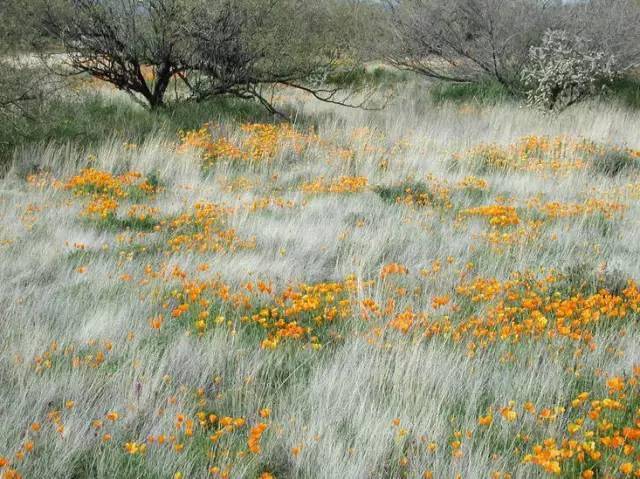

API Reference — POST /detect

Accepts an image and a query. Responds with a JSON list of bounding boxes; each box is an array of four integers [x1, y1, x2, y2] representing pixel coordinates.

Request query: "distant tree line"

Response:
[[1, 0, 639, 117], [33, 0, 373, 112], [381, 0, 640, 109]]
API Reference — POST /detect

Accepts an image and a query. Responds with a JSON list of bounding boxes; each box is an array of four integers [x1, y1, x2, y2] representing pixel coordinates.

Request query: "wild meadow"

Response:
[[2, 75, 640, 479]]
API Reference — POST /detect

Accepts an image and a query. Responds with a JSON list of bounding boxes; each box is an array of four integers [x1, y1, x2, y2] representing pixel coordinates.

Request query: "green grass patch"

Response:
[[91, 215, 161, 233], [430, 79, 515, 105], [553, 263, 628, 297], [452, 185, 490, 205], [66, 446, 165, 479], [590, 148, 640, 176], [326, 65, 410, 89], [607, 75, 640, 109], [1, 93, 270, 168]]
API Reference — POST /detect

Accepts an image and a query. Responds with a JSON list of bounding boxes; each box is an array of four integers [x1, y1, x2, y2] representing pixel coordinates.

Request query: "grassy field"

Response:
[[2, 81, 640, 479]]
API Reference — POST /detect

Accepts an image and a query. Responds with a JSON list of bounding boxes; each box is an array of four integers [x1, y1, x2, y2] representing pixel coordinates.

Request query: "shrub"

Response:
[[590, 149, 640, 177], [608, 75, 640, 109], [522, 30, 617, 111]]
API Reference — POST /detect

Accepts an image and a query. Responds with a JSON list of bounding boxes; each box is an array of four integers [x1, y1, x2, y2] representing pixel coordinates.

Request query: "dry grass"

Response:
[[2, 86, 640, 478]]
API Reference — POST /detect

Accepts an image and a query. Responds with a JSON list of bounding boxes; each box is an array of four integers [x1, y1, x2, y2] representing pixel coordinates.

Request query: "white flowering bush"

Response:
[[522, 30, 617, 111]]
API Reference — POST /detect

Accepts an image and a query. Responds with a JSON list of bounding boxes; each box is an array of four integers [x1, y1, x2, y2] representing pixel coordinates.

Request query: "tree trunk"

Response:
[[149, 62, 172, 110], [148, 95, 165, 110]]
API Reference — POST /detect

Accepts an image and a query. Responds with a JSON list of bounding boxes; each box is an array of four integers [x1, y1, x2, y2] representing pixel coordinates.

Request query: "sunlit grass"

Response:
[[2, 83, 640, 478]]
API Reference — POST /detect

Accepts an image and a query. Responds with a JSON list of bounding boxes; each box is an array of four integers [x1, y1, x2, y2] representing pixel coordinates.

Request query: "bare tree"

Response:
[[38, 0, 370, 112], [186, 0, 372, 112], [41, 0, 189, 109], [383, 0, 640, 92], [569, 0, 640, 73], [383, 0, 562, 88], [0, 0, 54, 121]]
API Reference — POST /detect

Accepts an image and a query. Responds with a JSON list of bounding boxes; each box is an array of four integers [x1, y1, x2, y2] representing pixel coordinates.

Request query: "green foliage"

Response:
[[93, 215, 160, 233], [429, 72, 640, 111], [555, 263, 628, 296], [455, 184, 490, 205], [374, 181, 432, 205], [607, 75, 640, 109], [430, 80, 515, 105]]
